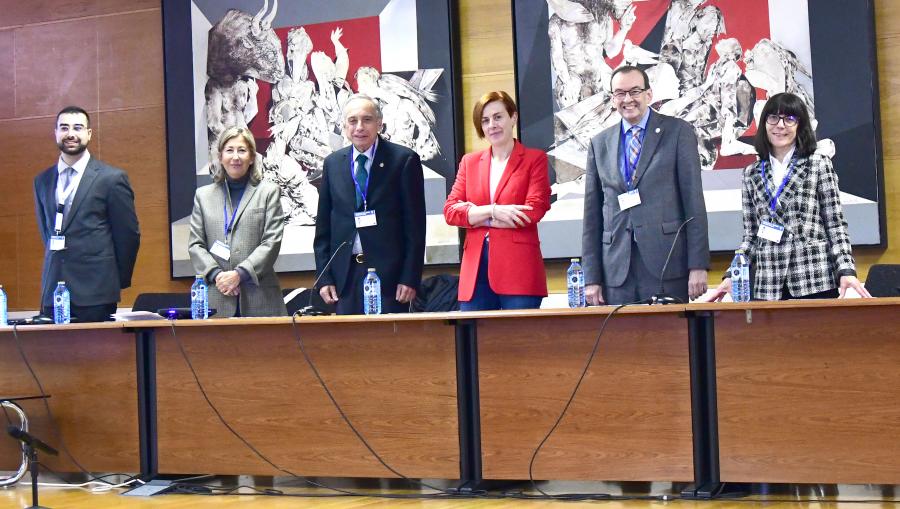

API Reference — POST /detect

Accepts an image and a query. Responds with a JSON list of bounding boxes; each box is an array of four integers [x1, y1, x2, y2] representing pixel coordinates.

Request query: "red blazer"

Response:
[[443, 141, 550, 301]]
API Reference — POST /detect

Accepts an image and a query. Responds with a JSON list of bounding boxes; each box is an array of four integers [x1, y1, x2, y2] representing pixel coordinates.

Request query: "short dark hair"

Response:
[[56, 106, 91, 128], [472, 90, 518, 139], [753, 92, 817, 158], [610, 65, 650, 90]]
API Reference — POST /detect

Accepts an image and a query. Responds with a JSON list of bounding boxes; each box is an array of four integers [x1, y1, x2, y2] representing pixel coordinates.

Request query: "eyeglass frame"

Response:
[[611, 87, 648, 101], [765, 114, 799, 127]]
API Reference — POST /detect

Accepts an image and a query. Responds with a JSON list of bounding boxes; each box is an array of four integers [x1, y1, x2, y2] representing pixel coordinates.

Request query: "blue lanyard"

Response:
[[222, 183, 242, 239], [760, 158, 795, 213], [349, 141, 377, 210], [620, 122, 646, 190]]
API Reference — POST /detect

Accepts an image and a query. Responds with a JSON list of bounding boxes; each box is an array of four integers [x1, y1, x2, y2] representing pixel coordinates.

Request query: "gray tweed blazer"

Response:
[[188, 178, 287, 317]]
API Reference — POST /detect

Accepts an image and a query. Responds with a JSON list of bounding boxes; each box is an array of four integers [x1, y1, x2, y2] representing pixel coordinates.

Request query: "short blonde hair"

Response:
[[211, 126, 262, 184]]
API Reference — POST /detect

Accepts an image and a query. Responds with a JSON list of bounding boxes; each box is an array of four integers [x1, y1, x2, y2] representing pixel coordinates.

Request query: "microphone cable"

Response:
[[8, 322, 119, 484], [166, 322, 356, 497], [167, 322, 465, 499], [526, 300, 645, 499], [300, 240, 348, 315], [288, 312, 469, 496]]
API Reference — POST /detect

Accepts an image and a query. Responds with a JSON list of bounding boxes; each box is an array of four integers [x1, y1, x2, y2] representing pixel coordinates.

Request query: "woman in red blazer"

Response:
[[443, 91, 551, 310]]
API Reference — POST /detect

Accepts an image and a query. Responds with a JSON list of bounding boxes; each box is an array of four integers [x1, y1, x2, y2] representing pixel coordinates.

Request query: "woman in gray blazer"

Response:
[[712, 93, 870, 300], [189, 127, 288, 316]]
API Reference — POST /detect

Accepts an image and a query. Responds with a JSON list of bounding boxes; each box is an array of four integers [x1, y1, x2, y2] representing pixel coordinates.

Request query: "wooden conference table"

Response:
[[1, 299, 899, 487]]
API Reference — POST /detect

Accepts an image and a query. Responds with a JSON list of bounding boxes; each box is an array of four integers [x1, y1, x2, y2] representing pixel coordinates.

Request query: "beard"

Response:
[[58, 139, 88, 155]]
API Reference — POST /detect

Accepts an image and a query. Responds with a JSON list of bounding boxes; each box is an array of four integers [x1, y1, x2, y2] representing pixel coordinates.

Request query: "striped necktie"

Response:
[[626, 126, 642, 184]]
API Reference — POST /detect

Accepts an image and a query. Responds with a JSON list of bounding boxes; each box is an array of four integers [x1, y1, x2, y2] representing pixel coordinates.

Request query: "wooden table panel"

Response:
[[0, 324, 140, 473], [476, 309, 694, 481], [711, 300, 900, 483], [154, 318, 460, 478]]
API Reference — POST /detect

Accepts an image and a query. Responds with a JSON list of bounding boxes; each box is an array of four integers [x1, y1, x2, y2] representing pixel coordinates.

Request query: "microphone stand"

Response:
[[649, 217, 695, 305], [7, 426, 57, 509], [297, 240, 349, 316]]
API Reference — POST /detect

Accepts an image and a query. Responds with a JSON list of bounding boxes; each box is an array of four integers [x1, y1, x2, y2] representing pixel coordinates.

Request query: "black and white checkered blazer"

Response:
[[735, 153, 856, 300]]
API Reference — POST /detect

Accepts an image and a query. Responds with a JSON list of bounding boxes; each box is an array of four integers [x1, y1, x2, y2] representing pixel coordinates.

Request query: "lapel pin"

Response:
[[379, 162, 384, 167], [655, 128, 661, 133]]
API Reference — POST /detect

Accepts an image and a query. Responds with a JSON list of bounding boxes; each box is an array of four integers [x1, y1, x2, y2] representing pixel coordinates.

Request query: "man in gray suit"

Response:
[[582, 66, 709, 305], [34, 106, 140, 321]]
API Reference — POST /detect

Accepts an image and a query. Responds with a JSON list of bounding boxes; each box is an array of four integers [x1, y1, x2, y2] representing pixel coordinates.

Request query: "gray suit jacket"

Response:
[[188, 179, 287, 317], [34, 157, 140, 308], [582, 110, 709, 288]]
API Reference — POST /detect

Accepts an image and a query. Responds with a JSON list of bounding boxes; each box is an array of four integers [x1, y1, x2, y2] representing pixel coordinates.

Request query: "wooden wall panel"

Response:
[[0, 0, 159, 28], [0, 29, 13, 119], [97, 10, 164, 110], [14, 18, 98, 118]]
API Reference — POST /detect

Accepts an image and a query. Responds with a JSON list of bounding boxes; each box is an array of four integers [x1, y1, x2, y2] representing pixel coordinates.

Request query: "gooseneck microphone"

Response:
[[7, 425, 59, 456], [298, 240, 349, 316], [649, 217, 694, 305]]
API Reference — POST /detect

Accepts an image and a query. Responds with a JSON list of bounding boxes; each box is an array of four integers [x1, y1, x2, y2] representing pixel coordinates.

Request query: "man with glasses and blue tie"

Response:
[[582, 66, 709, 305], [33, 106, 140, 322], [313, 94, 426, 315]]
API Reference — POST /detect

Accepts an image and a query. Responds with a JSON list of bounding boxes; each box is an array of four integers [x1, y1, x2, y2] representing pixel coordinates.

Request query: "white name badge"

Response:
[[617, 189, 642, 210], [758, 220, 785, 243], [50, 235, 66, 251], [354, 210, 377, 228], [54, 212, 64, 232], [210, 240, 231, 260]]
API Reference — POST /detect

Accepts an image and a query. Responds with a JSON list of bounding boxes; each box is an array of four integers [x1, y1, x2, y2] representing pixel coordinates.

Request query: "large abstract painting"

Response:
[[163, 0, 462, 277], [513, 0, 884, 256]]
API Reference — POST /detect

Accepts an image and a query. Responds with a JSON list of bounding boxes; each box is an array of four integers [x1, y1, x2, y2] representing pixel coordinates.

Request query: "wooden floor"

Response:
[[3, 480, 900, 508]]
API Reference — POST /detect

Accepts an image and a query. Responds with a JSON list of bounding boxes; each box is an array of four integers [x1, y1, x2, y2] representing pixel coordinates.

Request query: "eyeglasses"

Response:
[[611, 88, 647, 101], [765, 114, 798, 127]]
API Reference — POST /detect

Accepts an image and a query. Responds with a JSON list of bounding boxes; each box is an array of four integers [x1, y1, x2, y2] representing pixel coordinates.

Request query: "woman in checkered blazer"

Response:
[[711, 93, 871, 301]]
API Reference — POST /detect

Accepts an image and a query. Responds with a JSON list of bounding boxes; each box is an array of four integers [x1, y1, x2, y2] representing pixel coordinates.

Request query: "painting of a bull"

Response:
[[205, 0, 285, 158]]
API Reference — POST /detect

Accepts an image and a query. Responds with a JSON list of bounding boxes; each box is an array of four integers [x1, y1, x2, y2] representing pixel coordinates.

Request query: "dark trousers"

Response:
[[43, 302, 117, 323], [459, 241, 543, 311], [335, 259, 411, 315], [780, 285, 839, 300], [603, 240, 689, 305]]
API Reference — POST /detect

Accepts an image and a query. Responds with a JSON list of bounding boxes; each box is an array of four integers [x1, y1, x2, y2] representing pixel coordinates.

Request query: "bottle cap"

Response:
[[196, 274, 204, 279], [570, 258, 580, 263], [57, 281, 65, 285], [367, 268, 376, 273]]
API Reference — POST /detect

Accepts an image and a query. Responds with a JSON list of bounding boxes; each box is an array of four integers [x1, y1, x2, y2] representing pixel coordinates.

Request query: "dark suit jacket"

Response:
[[34, 157, 140, 308], [313, 137, 426, 297], [582, 110, 709, 288], [443, 141, 550, 301]]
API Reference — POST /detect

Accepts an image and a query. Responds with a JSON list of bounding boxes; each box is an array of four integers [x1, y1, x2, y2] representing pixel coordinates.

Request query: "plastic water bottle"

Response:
[[0, 285, 7, 326], [53, 281, 71, 324], [567, 258, 586, 308], [363, 268, 382, 315], [730, 250, 751, 302], [191, 275, 208, 319]]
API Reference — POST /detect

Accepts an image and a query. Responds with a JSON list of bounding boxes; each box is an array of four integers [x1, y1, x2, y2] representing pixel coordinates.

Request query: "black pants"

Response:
[[779, 285, 839, 300], [43, 302, 117, 323]]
